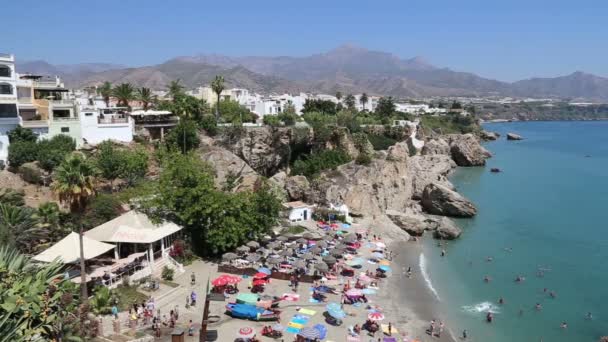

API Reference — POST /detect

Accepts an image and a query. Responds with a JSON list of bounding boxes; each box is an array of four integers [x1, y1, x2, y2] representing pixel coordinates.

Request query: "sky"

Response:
[[2, 0, 607, 82]]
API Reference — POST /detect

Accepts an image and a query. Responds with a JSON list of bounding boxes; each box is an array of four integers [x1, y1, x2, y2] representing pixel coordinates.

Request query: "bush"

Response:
[[37, 135, 76, 172], [366, 134, 397, 151], [165, 119, 200, 153], [161, 266, 174, 281], [263, 115, 282, 127], [199, 115, 218, 136], [82, 194, 122, 229], [7, 141, 37, 168], [291, 149, 352, 178], [7, 126, 37, 143], [355, 153, 372, 165], [18, 163, 43, 184]]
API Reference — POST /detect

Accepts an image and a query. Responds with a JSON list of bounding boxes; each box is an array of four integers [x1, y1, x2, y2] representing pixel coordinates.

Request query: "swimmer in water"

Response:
[[518, 308, 524, 316], [515, 275, 525, 283], [484, 275, 491, 283], [535, 303, 542, 311], [549, 291, 556, 298], [486, 256, 493, 262], [560, 322, 568, 329], [441, 249, 446, 257], [498, 297, 505, 305], [586, 312, 593, 320]]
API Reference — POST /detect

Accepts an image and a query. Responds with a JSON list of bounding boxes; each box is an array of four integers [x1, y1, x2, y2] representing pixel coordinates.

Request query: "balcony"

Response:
[[0, 53, 14, 62], [49, 99, 74, 107], [52, 116, 79, 122], [21, 119, 49, 128], [98, 116, 129, 125]]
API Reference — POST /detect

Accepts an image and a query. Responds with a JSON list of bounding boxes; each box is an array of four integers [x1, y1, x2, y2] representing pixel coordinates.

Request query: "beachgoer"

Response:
[[441, 249, 446, 257], [190, 291, 197, 306], [560, 322, 567, 329], [486, 256, 493, 262], [535, 303, 542, 311], [498, 297, 504, 305], [191, 272, 196, 285], [111, 305, 118, 320], [188, 320, 194, 336], [549, 291, 556, 298], [462, 329, 468, 339], [586, 312, 593, 320], [484, 275, 491, 283], [518, 308, 524, 316], [438, 321, 444, 337], [388, 322, 392, 336]]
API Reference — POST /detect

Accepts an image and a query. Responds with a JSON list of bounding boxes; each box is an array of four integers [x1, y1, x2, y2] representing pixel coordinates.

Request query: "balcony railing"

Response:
[[52, 116, 79, 122], [49, 99, 74, 106], [98, 116, 128, 124], [21, 120, 49, 128], [0, 53, 14, 60]]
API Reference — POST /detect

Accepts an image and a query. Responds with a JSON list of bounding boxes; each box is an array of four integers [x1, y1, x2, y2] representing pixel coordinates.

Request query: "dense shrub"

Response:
[[7, 141, 38, 167], [37, 135, 76, 172], [291, 149, 351, 178], [161, 266, 174, 281], [355, 153, 372, 165], [263, 115, 282, 127], [81, 194, 122, 229], [165, 119, 200, 153], [7, 126, 37, 143], [18, 163, 43, 184], [199, 114, 218, 136], [366, 134, 398, 151]]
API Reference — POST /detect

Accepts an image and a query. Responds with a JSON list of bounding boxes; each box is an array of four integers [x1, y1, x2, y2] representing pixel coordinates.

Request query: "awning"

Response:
[[33, 232, 116, 264], [85, 210, 182, 244]]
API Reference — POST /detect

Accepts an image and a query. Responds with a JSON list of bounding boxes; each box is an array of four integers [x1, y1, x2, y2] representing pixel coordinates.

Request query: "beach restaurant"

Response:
[[84, 210, 183, 269]]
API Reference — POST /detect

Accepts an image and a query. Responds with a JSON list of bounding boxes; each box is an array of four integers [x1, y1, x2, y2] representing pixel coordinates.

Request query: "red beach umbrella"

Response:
[[237, 326, 255, 338], [253, 272, 268, 279], [368, 312, 385, 321]]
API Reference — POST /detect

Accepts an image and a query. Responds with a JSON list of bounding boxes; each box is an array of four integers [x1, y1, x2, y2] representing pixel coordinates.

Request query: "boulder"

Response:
[[18, 162, 45, 185], [421, 182, 477, 217], [447, 134, 492, 166], [386, 141, 409, 162], [285, 175, 310, 201], [268, 171, 287, 189], [408, 154, 456, 199], [386, 210, 426, 236], [228, 127, 292, 176], [421, 138, 450, 156], [480, 131, 500, 141], [507, 133, 523, 140], [432, 217, 462, 240]]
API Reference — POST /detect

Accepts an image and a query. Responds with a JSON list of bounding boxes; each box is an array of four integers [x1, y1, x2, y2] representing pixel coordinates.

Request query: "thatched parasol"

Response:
[[315, 262, 329, 272], [236, 246, 250, 253], [246, 254, 261, 262], [310, 246, 322, 254], [296, 237, 307, 244], [279, 249, 293, 257], [266, 257, 281, 265], [222, 252, 238, 261], [276, 236, 289, 242], [246, 241, 260, 249], [302, 232, 314, 239], [316, 241, 328, 248], [323, 255, 337, 264], [293, 260, 306, 268], [302, 253, 314, 260], [343, 234, 357, 243], [330, 249, 344, 257]]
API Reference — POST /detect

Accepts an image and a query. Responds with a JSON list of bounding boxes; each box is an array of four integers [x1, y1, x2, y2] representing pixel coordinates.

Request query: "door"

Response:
[[303, 210, 308, 220]]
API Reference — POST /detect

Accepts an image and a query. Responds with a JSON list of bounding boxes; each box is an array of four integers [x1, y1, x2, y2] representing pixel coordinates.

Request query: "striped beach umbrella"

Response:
[[368, 311, 385, 321], [298, 326, 321, 339]]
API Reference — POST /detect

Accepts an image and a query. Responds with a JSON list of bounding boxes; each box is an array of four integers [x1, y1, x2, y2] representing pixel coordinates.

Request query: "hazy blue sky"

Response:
[[3, 0, 607, 81]]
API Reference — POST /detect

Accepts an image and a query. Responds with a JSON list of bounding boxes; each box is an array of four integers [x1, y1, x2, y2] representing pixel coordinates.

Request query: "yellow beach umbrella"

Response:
[[379, 260, 390, 266]]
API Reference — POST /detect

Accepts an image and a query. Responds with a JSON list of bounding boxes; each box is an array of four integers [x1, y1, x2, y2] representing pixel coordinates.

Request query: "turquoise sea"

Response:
[[424, 121, 608, 342]]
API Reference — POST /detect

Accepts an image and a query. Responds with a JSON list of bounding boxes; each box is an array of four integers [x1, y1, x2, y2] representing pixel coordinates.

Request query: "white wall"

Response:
[[288, 207, 313, 222], [80, 110, 134, 144]]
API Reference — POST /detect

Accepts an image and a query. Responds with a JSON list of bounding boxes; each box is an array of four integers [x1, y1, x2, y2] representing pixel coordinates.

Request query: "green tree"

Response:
[[81, 194, 122, 230], [98, 81, 113, 107], [344, 94, 356, 110], [37, 201, 67, 243], [375, 96, 396, 118], [335, 91, 342, 101], [302, 99, 337, 115], [165, 119, 200, 153], [214, 100, 255, 123], [0, 246, 84, 341], [7, 141, 37, 168], [112, 83, 135, 109], [211, 75, 225, 122], [137, 87, 155, 110], [200, 114, 218, 136], [167, 79, 185, 99], [263, 115, 281, 127], [95, 140, 123, 188], [37, 135, 76, 173], [0, 203, 45, 254], [51, 153, 99, 300], [119, 148, 149, 186], [360, 93, 369, 109], [7, 126, 37, 143], [291, 149, 352, 178], [277, 103, 299, 126]]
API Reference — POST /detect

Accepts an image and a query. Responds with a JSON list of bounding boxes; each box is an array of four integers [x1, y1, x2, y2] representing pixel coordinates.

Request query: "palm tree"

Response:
[[112, 83, 135, 109], [360, 93, 369, 110], [167, 79, 184, 99], [211, 75, 225, 122], [0, 203, 45, 254], [137, 87, 155, 111], [51, 153, 98, 300], [345, 94, 356, 110], [98, 82, 113, 107], [335, 91, 342, 101]]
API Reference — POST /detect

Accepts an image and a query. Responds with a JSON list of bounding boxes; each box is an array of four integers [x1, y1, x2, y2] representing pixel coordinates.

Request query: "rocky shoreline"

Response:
[[199, 126, 492, 243]]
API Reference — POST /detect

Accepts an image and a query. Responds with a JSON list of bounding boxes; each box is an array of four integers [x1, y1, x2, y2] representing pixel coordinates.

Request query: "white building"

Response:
[[79, 107, 134, 144], [0, 53, 20, 166], [283, 201, 314, 222]]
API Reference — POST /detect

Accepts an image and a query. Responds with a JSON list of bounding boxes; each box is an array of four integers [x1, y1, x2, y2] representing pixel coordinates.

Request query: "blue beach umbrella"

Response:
[[257, 267, 272, 275], [341, 223, 351, 229], [378, 265, 391, 272], [372, 252, 385, 259], [298, 326, 321, 339], [361, 288, 377, 295], [313, 324, 328, 339]]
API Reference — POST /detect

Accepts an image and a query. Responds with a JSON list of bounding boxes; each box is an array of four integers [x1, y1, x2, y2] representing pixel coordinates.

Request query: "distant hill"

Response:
[[18, 46, 608, 101]]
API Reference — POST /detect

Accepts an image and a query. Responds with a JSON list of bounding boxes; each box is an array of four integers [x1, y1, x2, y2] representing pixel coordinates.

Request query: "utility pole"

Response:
[[199, 277, 210, 342]]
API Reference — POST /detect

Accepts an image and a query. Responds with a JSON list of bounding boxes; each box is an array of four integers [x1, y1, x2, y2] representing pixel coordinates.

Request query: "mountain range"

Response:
[[16, 45, 608, 101]]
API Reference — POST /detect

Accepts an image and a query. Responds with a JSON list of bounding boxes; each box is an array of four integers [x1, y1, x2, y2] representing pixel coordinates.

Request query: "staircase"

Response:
[[151, 255, 185, 278]]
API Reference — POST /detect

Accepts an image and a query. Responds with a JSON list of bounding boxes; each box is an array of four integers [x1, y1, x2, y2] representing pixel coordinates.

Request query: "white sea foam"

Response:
[[419, 253, 441, 301], [462, 301, 501, 315]]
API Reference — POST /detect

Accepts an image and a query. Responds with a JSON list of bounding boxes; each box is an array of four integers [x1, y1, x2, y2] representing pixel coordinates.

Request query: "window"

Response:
[[0, 83, 13, 95], [85, 112, 93, 116], [0, 65, 10, 78], [0, 104, 18, 118], [61, 127, 69, 133]]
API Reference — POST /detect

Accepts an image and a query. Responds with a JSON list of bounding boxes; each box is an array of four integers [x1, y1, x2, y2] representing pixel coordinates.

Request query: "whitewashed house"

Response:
[[0, 53, 20, 166], [79, 107, 134, 144], [283, 201, 314, 222]]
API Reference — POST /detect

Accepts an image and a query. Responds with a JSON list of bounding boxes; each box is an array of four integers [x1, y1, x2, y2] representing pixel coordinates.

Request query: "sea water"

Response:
[[423, 121, 608, 342]]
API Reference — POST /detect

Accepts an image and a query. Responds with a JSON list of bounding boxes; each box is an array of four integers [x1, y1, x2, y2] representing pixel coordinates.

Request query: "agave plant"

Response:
[[90, 286, 112, 315], [0, 203, 46, 253]]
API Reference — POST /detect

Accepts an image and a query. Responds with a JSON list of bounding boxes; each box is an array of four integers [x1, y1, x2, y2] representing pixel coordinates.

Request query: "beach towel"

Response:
[[381, 324, 399, 335], [346, 335, 361, 342], [299, 308, 317, 316], [285, 327, 301, 334], [281, 293, 300, 302], [309, 298, 320, 303], [288, 322, 303, 329], [293, 314, 310, 321], [291, 318, 308, 325]]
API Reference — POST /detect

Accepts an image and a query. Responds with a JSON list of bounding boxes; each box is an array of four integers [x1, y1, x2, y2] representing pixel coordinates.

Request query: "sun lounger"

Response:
[[381, 324, 398, 335], [299, 308, 316, 316]]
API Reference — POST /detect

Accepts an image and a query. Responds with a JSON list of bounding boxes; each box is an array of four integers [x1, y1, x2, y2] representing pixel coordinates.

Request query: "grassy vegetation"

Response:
[[366, 134, 398, 150], [420, 114, 479, 135], [281, 225, 307, 235], [291, 149, 352, 178], [113, 285, 149, 311]]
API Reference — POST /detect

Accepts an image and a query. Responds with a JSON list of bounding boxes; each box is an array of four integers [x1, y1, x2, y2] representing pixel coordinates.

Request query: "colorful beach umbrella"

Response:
[[313, 324, 328, 340], [378, 265, 392, 272], [368, 312, 385, 321], [212, 274, 240, 286], [237, 326, 255, 338], [379, 260, 391, 266], [253, 272, 268, 279], [345, 289, 363, 297], [257, 267, 272, 275], [372, 252, 385, 259]]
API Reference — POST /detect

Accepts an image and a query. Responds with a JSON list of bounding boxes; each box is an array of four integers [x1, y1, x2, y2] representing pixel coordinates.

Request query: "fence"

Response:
[[217, 264, 315, 283]]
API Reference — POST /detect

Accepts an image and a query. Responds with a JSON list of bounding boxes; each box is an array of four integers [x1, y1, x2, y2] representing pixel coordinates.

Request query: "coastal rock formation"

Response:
[[325, 127, 360, 158], [447, 133, 492, 166], [228, 127, 292, 176], [386, 141, 410, 162], [421, 138, 450, 156], [507, 132, 523, 140], [432, 216, 462, 240], [18, 162, 45, 185], [386, 210, 427, 236], [480, 130, 500, 141], [197, 144, 261, 192], [268, 171, 287, 188], [408, 154, 456, 199], [285, 175, 310, 201], [421, 182, 477, 217]]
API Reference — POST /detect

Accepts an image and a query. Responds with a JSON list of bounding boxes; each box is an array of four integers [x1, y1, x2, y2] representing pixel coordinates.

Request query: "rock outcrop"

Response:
[[447, 133, 492, 166], [507, 133, 523, 140], [408, 154, 456, 199], [480, 130, 500, 141], [421, 182, 477, 217], [268, 171, 287, 189], [386, 209, 427, 236], [421, 138, 450, 156], [432, 216, 462, 240], [285, 175, 310, 201], [197, 144, 261, 192], [227, 127, 292, 176]]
